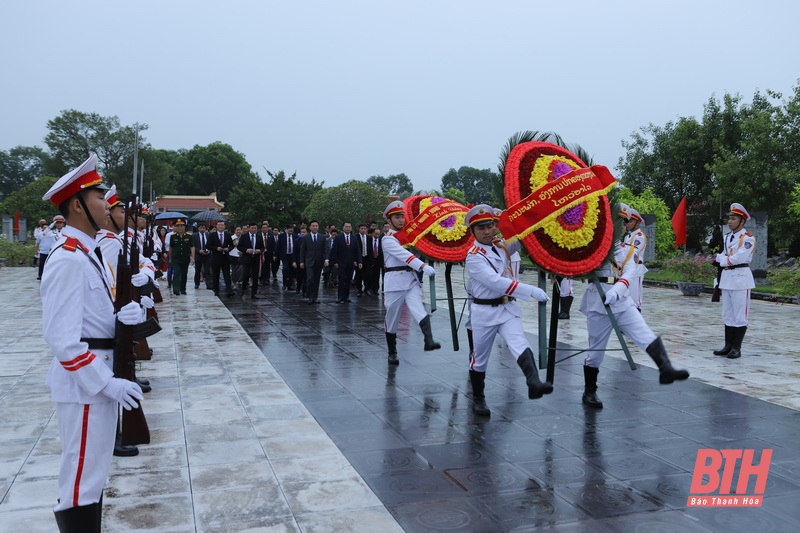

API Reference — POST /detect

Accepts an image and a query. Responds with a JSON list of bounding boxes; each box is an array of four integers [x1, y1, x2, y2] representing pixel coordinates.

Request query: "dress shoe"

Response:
[[345, 299, 352, 303], [181, 291, 186, 294], [226, 292, 235, 297], [336, 299, 343, 304], [307, 299, 314, 304], [113, 444, 139, 457], [357, 291, 363, 296], [195, 285, 199, 289], [173, 291, 180, 296], [314, 300, 321, 304], [252, 294, 261, 299], [214, 292, 219, 296]]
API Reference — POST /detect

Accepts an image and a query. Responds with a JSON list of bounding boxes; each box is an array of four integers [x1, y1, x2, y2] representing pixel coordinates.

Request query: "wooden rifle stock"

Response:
[[113, 200, 150, 446], [711, 262, 722, 303]]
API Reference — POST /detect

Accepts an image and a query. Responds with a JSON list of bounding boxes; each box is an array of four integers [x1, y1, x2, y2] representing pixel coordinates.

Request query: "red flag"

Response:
[[671, 197, 687, 248]]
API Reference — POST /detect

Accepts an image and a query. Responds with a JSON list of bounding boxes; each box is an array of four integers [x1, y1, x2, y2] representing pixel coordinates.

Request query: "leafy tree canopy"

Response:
[[617, 187, 676, 259], [0, 176, 58, 226], [172, 142, 252, 203], [303, 180, 387, 228], [366, 173, 415, 199], [440, 166, 498, 206], [0, 146, 51, 202], [44, 109, 149, 184]]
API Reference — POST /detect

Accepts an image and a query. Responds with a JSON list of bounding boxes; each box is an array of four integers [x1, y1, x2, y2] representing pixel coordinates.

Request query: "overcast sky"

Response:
[[2, 0, 798, 193]]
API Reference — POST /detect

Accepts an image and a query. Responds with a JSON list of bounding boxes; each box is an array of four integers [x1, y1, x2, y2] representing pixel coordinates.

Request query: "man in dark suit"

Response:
[[367, 226, 383, 295], [208, 220, 235, 296], [299, 220, 330, 304], [276, 224, 297, 291], [190, 223, 213, 289], [238, 222, 265, 298], [353, 223, 371, 296], [258, 222, 272, 285], [293, 227, 307, 296], [328, 221, 362, 303]]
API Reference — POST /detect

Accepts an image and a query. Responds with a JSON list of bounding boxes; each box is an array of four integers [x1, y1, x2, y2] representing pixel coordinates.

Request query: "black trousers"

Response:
[[194, 253, 212, 288], [172, 260, 189, 292], [337, 265, 355, 301], [212, 259, 232, 294], [241, 259, 260, 295], [305, 263, 323, 301]]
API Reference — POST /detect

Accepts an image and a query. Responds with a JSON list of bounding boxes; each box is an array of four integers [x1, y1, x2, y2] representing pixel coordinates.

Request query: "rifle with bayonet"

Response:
[[114, 196, 154, 446]]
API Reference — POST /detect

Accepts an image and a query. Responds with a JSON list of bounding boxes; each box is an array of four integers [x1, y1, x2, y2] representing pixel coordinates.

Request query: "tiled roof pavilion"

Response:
[[153, 193, 224, 214]]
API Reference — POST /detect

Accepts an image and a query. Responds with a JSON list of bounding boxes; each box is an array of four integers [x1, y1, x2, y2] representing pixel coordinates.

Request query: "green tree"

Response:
[[440, 166, 498, 205], [44, 109, 148, 182], [617, 188, 676, 259], [224, 174, 269, 226], [0, 146, 50, 202], [366, 173, 415, 199], [172, 142, 252, 203], [259, 170, 324, 229], [303, 180, 387, 227], [0, 176, 58, 225]]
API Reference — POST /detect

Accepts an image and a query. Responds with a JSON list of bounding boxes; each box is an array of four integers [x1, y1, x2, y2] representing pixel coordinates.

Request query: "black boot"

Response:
[[54, 502, 102, 533], [726, 326, 747, 359], [558, 296, 574, 320], [582, 366, 603, 408], [114, 417, 139, 457], [386, 332, 399, 365], [713, 326, 733, 356], [516, 348, 553, 399], [419, 316, 441, 351], [646, 337, 690, 384], [469, 370, 491, 416], [467, 328, 474, 362]]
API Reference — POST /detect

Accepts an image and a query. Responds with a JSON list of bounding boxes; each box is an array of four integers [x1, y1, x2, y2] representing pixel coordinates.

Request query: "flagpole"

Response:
[[132, 128, 139, 195]]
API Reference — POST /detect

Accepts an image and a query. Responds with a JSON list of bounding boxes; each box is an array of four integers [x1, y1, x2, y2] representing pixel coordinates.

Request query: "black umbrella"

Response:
[[190, 211, 228, 224], [154, 211, 189, 221]]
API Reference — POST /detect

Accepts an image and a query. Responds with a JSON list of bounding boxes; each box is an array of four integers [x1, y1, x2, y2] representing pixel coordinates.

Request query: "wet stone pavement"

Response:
[[2, 264, 800, 532], [223, 271, 800, 533]]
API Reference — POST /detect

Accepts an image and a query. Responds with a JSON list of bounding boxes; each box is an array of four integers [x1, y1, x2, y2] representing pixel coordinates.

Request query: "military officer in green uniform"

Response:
[[169, 219, 192, 295]]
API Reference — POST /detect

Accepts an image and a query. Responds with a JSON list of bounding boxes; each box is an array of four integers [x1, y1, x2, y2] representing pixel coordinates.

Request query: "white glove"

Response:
[[604, 287, 620, 305], [422, 265, 436, 277], [140, 295, 154, 309], [117, 301, 145, 325], [101, 378, 144, 410], [151, 253, 159, 262], [715, 253, 727, 264], [531, 287, 550, 302], [131, 272, 149, 287]]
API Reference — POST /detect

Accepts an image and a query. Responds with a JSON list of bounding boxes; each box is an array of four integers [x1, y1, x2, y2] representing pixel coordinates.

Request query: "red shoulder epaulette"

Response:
[[62, 236, 90, 253], [745, 231, 753, 237], [468, 246, 486, 255]]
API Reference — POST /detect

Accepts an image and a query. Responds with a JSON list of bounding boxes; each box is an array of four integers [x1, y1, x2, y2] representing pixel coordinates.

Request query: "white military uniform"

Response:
[[382, 229, 428, 333], [579, 241, 658, 368], [621, 227, 648, 310], [717, 228, 755, 327], [42, 227, 118, 511], [466, 238, 538, 372]]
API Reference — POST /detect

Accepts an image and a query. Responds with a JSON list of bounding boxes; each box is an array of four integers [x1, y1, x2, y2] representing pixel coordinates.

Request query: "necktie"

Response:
[[374, 240, 378, 258], [491, 246, 500, 257], [201, 234, 206, 249], [313, 234, 316, 243], [346, 234, 350, 246], [251, 234, 255, 249], [362, 235, 366, 257], [288, 237, 292, 254], [94, 246, 103, 263]]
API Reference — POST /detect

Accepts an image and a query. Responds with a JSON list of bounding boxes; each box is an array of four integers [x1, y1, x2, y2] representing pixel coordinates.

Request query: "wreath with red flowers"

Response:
[[501, 141, 619, 277], [400, 195, 474, 262]]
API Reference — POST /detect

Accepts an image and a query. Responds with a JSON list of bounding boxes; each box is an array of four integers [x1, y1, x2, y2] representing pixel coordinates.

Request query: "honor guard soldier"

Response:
[[578, 206, 689, 409], [713, 203, 756, 359], [169, 219, 193, 295], [381, 200, 440, 365], [41, 154, 147, 533], [465, 204, 553, 417], [618, 203, 648, 310]]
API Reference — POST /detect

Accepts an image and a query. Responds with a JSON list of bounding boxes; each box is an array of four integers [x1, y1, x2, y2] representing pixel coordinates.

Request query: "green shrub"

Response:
[[660, 255, 717, 283], [0, 236, 36, 267], [767, 267, 800, 297]]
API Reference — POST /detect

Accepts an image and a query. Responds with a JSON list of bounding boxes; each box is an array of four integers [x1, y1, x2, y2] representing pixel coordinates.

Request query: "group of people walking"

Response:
[[38, 153, 755, 532]]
